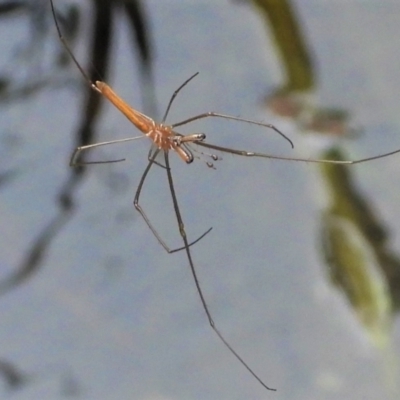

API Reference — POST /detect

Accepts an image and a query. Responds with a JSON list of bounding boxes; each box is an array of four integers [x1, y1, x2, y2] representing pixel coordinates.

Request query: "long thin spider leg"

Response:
[[134, 150, 212, 253], [171, 112, 293, 148], [195, 141, 400, 165], [161, 72, 199, 123], [147, 144, 168, 170], [50, 0, 100, 93], [163, 151, 276, 391], [70, 136, 147, 166]]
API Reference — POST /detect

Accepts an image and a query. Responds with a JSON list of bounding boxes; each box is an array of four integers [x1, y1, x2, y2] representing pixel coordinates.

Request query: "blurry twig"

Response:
[[0, 0, 155, 294]]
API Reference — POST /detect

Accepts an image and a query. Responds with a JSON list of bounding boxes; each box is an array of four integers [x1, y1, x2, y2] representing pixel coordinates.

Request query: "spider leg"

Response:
[[195, 141, 400, 165], [163, 151, 276, 391], [133, 149, 212, 253]]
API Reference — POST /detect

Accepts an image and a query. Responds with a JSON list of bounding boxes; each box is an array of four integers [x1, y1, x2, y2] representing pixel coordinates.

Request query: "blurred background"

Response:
[[0, 0, 399, 399]]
